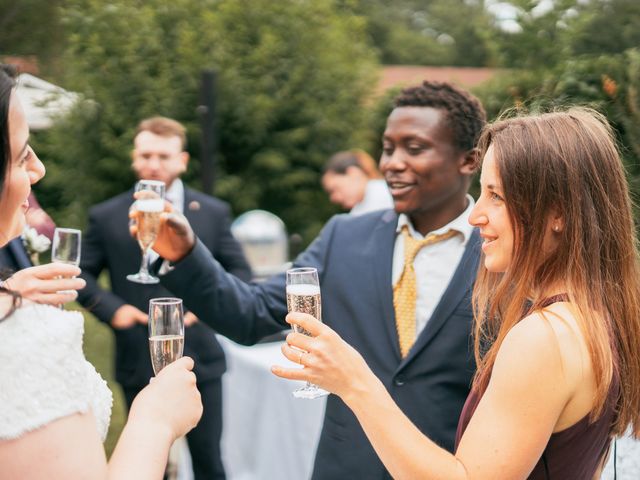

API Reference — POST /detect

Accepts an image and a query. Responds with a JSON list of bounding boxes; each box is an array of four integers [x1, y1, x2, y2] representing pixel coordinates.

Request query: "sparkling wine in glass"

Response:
[[148, 297, 184, 375], [286, 267, 329, 399], [51, 228, 82, 300], [127, 180, 165, 284]]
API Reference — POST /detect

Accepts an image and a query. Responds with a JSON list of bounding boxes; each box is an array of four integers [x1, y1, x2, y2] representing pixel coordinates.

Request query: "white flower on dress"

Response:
[[22, 227, 51, 265]]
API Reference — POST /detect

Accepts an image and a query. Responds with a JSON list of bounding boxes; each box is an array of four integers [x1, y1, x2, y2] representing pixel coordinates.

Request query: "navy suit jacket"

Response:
[[161, 209, 481, 479], [0, 238, 32, 276], [77, 187, 252, 388]]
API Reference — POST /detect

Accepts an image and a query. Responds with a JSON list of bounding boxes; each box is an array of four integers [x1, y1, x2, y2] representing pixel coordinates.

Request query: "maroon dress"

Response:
[[455, 296, 619, 479]]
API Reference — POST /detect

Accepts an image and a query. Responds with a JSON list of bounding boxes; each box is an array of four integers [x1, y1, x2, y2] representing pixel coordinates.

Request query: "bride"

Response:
[[0, 64, 202, 479]]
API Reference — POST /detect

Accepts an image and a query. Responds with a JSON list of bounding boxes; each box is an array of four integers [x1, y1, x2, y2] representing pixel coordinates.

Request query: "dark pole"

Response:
[[197, 69, 217, 194]]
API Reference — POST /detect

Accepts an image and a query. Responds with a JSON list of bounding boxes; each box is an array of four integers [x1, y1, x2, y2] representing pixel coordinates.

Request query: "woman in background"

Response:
[[275, 108, 640, 479], [321, 149, 393, 215]]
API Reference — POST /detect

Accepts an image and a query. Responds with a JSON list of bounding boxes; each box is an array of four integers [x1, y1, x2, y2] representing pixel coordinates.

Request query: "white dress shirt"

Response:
[[391, 195, 475, 336], [350, 179, 394, 216], [165, 178, 185, 214]]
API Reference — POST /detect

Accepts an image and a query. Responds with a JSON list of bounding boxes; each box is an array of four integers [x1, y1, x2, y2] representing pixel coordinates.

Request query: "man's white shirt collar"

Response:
[[165, 178, 184, 214], [395, 194, 475, 244]]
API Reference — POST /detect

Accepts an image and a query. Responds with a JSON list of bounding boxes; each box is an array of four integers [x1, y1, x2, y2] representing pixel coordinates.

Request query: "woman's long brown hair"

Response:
[[472, 108, 640, 437]]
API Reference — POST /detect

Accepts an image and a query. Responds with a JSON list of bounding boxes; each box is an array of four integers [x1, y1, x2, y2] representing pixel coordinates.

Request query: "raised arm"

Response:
[[148, 208, 338, 345], [274, 310, 584, 479]]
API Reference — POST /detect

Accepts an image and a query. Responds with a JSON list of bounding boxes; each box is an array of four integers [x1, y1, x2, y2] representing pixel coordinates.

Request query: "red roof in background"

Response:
[[1, 56, 39, 75], [377, 65, 499, 96]]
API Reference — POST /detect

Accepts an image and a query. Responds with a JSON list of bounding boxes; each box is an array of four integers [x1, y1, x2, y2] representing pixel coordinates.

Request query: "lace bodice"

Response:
[[0, 303, 112, 441]]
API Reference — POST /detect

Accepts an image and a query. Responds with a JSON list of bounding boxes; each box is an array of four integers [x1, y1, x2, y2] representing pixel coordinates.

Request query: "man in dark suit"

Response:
[[148, 82, 486, 479], [77, 116, 251, 480]]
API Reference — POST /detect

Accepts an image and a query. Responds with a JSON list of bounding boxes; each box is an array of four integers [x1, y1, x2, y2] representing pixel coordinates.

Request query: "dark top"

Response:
[[455, 295, 619, 480]]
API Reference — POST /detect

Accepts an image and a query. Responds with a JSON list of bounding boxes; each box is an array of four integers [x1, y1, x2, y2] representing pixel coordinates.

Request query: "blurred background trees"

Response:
[[2, 0, 640, 242]]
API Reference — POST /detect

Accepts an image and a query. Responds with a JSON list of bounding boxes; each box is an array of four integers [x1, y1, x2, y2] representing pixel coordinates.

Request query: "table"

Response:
[[218, 336, 326, 480]]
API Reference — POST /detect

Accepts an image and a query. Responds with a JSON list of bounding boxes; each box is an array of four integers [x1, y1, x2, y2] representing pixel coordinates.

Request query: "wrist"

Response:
[[342, 369, 386, 411], [123, 415, 175, 446]]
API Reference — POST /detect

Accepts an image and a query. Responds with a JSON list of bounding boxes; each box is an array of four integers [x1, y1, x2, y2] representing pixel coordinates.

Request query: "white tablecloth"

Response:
[[218, 336, 326, 480]]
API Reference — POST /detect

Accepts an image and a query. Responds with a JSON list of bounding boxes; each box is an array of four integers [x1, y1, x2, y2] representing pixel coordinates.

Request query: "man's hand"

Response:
[[184, 311, 199, 327], [112, 304, 148, 329], [4, 263, 85, 305], [129, 197, 195, 263]]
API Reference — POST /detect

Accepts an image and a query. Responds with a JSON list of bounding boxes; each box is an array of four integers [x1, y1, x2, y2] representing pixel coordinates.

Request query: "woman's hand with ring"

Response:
[[272, 312, 375, 403]]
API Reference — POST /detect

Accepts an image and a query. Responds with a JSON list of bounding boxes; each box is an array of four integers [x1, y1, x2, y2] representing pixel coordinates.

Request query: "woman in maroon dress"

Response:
[[273, 108, 640, 479]]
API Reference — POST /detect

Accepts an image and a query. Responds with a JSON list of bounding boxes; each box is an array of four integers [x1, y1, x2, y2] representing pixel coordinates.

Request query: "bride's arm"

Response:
[[0, 358, 202, 480], [106, 357, 202, 479]]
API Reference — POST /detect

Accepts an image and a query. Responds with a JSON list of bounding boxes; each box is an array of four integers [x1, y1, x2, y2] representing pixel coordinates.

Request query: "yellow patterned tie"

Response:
[[393, 225, 460, 357]]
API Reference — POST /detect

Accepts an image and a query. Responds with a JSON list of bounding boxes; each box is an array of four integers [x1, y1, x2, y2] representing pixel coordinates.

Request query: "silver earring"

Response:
[[553, 225, 560, 232]]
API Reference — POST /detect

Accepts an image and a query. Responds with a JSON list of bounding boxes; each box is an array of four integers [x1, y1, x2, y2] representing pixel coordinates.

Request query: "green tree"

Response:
[[337, 0, 497, 66], [35, 0, 378, 242], [473, 47, 640, 218], [567, 0, 640, 56], [0, 0, 66, 71]]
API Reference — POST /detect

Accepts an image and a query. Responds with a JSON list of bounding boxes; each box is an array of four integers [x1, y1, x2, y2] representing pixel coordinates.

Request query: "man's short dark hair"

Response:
[[393, 81, 486, 152]]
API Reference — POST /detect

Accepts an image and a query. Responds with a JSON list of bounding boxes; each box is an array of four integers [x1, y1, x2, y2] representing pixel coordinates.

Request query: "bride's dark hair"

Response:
[[0, 64, 22, 319]]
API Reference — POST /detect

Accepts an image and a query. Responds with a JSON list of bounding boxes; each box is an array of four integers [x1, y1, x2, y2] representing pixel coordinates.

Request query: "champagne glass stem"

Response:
[[139, 248, 152, 278]]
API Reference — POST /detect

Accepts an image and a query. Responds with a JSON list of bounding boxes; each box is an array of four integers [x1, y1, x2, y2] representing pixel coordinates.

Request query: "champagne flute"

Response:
[[51, 228, 82, 300], [148, 297, 184, 375], [148, 297, 185, 478], [127, 180, 165, 284], [52, 228, 81, 266], [286, 267, 329, 399]]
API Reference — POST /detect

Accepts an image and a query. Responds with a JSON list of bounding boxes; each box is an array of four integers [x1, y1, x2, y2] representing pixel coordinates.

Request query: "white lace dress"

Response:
[[0, 303, 112, 441]]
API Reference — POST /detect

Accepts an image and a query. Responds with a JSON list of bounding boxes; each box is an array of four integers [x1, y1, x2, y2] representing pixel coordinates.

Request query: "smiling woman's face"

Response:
[[469, 146, 514, 273], [0, 91, 45, 246]]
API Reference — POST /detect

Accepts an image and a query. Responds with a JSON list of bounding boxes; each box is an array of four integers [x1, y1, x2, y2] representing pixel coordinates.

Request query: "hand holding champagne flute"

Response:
[[51, 227, 82, 301], [148, 297, 184, 375], [286, 267, 329, 399], [127, 180, 165, 284]]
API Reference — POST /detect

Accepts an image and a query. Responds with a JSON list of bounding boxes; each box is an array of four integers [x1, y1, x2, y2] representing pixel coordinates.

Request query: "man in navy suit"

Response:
[[149, 82, 486, 479], [77, 117, 251, 480]]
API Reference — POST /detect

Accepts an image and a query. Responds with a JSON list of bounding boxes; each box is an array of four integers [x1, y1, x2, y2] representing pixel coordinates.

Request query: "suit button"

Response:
[[394, 376, 405, 386]]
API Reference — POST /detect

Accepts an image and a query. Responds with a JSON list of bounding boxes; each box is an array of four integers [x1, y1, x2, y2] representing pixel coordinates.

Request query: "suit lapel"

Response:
[[401, 229, 481, 367], [8, 238, 32, 269], [366, 210, 402, 359]]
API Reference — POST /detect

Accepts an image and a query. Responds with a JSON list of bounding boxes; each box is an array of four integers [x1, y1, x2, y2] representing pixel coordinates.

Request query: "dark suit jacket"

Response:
[[78, 187, 252, 388], [0, 238, 32, 277], [161, 209, 481, 479]]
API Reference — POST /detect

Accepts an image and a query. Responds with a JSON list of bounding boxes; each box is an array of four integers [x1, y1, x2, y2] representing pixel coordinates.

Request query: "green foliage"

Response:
[[34, 0, 378, 242], [474, 47, 640, 216], [336, 0, 497, 67], [490, 0, 640, 70], [568, 0, 640, 57], [0, 0, 66, 63]]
